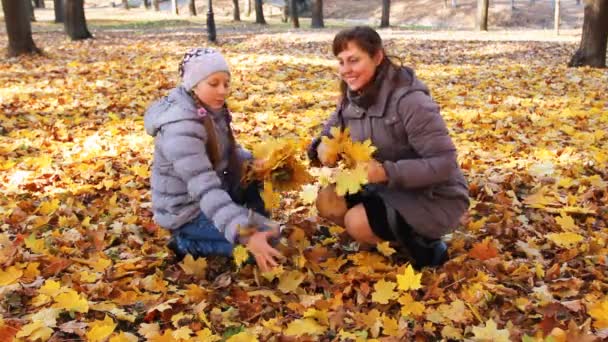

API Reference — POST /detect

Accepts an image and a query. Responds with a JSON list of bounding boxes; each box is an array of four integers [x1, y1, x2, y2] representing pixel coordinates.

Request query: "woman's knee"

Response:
[[344, 206, 379, 244], [316, 185, 347, 224]]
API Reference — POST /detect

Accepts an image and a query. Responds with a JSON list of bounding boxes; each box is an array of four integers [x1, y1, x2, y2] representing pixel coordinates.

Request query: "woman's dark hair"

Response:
[[332, 26, 398, 100]]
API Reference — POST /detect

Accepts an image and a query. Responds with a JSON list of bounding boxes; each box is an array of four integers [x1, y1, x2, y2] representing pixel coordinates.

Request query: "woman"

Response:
[[309, 27, 469, 268], [145, 48, 282, 272]]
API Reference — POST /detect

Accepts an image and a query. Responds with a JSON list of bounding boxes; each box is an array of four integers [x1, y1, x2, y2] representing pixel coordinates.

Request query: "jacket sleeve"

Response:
[[307, 106, 342, 163], [382, 92, 459, 189], [160, 119, 268, 243]]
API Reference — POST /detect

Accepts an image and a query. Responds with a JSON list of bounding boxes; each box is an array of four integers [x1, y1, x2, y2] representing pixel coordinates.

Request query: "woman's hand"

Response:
[[246, 229, 283, 272], [366, 160, 388, 183], [317, 142, 338, 167]]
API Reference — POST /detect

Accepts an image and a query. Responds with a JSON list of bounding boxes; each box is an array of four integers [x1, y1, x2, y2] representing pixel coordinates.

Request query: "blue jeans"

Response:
[[170, 182, 267, 258]]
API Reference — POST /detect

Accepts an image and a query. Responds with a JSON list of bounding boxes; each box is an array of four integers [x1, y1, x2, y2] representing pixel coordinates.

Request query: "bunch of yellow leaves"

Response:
[[244, 138, 312, 210], [318, 127, 377, 196]]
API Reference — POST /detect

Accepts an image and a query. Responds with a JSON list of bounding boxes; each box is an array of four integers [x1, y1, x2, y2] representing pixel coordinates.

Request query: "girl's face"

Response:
[[193, 71, 231, 110], [337, 41, 384, 92]]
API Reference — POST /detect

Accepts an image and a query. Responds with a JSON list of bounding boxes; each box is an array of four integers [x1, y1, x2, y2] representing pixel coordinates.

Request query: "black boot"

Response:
[[167, 236, 186, 261], [404, 235, 448, 269]]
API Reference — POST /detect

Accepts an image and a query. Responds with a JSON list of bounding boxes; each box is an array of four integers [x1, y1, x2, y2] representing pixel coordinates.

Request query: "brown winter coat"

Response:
[[311, 64, 469, 239]]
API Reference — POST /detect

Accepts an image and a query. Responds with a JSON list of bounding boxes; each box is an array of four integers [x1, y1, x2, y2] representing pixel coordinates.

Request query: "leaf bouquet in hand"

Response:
[[243, 138, 312, 211]]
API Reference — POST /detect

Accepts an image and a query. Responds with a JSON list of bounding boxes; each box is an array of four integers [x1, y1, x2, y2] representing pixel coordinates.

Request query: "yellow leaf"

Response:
[[38, 199, 60, 215], [589, 299, 608, 329], [53, 289, 89, 313], [278, 270, 306, 294], [22, 262, 40, 281], [180, 254, 207, 278], [284, 318, 327, 337], [86, 315, 116, 342], [261, 181, 281, 211], [343, 138, 377, 166], [372, 279, 398, 304], [92, 257, 112, 272], [468, 217, 487, 232], [248, 290, 282, 303], [39, 279, 62, 297], [398, 293, 425, 318], [396, 264, 422, 291], [109, 332, 139, 342], [79, 270, 99, 283], [170, 312, 193, 328], [138, 323, 160, 339], [261, 264, 284, 281], [25, 234, 48, 254], [382, 315, 400, 337], [299, 184, 319, 205], [226, 331, 259, 342], [555, 212, 578, 232], [30, 307, 60, 327], [233, 245, 250, 268], [546, 232, 584, 248], [16, 321, 53, 342], [334, 164, 368, 196], [172, 326, 193, 340], [441, 325, 463, 340], [376, 241, 396, 257], [471, 319, 510, 342], [0, 265, 22, 286], [195, 328, 221, 342]]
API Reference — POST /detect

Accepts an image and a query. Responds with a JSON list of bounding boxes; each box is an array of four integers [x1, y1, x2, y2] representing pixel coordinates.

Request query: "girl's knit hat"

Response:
[[179, 47, 230, 90]]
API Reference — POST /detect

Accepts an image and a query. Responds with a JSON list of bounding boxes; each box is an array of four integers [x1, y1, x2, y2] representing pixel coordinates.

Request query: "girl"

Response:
[[309, 27, 469, 268], [145, 48, 282, 272]]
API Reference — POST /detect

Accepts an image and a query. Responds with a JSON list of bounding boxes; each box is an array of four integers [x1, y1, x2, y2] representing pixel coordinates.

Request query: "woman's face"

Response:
[[193, 71, 231, 110], [337, 41, 383, 92]]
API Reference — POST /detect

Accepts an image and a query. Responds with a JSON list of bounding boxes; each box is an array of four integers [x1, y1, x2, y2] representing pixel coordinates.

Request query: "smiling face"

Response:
[[192, 71, 231, 110], [337, 41, 384, 92]]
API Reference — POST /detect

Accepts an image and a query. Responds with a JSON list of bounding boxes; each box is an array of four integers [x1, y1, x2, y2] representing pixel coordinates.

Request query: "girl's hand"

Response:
[[246, 230, 283, 272], [317, 142, 338, 167], [366, 160, 388, 183]]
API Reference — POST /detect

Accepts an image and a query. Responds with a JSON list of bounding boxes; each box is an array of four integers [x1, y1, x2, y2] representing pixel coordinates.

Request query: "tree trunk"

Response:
[[569, 0, 608, 67], [189, 0, 197, 15], [511, 0, 515, 10], [311, 0, 324, 28], [380, 0, 390, 27], [452, 0, 457, 8], [1, 0, 41, 57], [122, 0, 130, 9], [554, 0, 560, 35], [28, 0, 36, 22], [254, 0, 265, 24], [34, 0, 46, 8], [290, 0, 299, 27], [232, 0, 240, 21], [64, 0, 92, 40], [476, 0, 489, 31], [153, 0, 160, 11], [246, 0, 251, 16], [171, 0, 179, 14], [54, 0, 64, 22]]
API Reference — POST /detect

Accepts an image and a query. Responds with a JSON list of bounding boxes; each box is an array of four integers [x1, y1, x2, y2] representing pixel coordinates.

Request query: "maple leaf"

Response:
[[372, 279, 398, 304], [471, 319, 510, 342], [376, 241, 396, 257], [233, 245, 250, 268], [261, 181, 281, 211], [0, 266, 23, 286], [179, 254, 207, 278], [299, 183, 319, 204], [37, 199, 60, 215], [30, 308, 60, 327], [588, 299, 608, 329], [555, 212, 578, 231], [25, 234, 48, 254], [382, 314, 400, 337], [342, 138, 377, 167], [469, 238, 499, 260], [334, 164, 368, 196], [399, 293, 425, 317], [172, 326, 193, 340], [138, 323, 160, 339], [397, 264, 422, 291], [16, 321, 54, 342], [195, 328, 221, 342], [284, 318, 327, 337], [53, 289, 89, 313], [86, 315, 116, 342], [546, 232, 584, 248], [278, 270, 306, 294]]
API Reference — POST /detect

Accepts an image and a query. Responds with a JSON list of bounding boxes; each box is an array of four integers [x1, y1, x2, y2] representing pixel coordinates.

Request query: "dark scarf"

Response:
[[347, 59, 391, 109]]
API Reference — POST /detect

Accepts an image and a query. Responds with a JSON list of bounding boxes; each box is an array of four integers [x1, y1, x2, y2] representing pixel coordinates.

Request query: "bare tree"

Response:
[[189, 0, 197, 15], [290, 0, 299, 27], [311, 0, 324, 28], [153, 0, 160, 11], [54, 0, 64, 22], [143, 0, 150, 9], [232, 0, 240, 21], [554, 0, 560, 35], [476, 0, 489, 31], [254, 0, 266, 24], [34, 0, 46, 8], [1, 0, 41, 57], [122, 0, 130, 10], [380, 0, 390, 27], [246, 0, 252, 16], [65, 0, 92, 40], [569, 0, 608, 67], [28, 0, 36, 21], [171, 0, 179, 14]]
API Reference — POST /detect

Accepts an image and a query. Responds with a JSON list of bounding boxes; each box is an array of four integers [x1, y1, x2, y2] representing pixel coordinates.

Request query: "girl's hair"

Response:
[[332, 26, 397, 98]]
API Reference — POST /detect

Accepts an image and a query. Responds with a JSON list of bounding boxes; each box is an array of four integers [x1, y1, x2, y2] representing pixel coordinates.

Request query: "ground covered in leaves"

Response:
[[0, 29, 607, 341]]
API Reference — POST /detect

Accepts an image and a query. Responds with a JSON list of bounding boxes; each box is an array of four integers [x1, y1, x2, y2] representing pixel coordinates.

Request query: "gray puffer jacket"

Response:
[[144, 86, 267, 243]]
